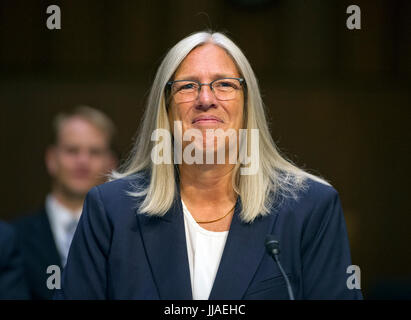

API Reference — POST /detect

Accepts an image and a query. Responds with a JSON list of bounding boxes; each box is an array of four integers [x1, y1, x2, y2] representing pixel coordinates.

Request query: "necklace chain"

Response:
[[195, 203, 236, 224]]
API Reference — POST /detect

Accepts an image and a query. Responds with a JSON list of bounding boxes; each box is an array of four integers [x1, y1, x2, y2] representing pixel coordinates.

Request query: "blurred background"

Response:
[[0, 0, 410, 299]]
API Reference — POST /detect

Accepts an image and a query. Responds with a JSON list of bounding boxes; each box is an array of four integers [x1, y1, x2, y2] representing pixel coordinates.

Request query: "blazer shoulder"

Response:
[[86, 171, 151, 217], [281, 175, 340, 217], [303, 176, 339, 201], [12, 208, 48, 231], [95, 170, 150, 198], [0, 221, 15, 244], [0, 221, 21, 265]]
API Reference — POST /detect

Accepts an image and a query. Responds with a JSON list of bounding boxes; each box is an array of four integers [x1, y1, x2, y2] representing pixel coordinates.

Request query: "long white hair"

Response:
[[111, 31, 328, 223]]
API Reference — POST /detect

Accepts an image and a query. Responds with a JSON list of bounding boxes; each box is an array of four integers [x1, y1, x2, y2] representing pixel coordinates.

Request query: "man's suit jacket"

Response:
[[13, 209, 62, 299], [55, 170, 363, 299], [0, 221, 30, 299]]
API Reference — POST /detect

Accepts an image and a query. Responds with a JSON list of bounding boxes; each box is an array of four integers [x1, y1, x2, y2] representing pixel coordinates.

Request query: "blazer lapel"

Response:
[[38, 209, 63, 268], [136, 193, 192, 300], [208, 198, 278, 300]]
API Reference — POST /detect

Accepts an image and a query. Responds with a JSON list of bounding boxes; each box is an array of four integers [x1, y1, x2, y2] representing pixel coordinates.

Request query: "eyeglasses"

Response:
[[166, 77, 245, 103]]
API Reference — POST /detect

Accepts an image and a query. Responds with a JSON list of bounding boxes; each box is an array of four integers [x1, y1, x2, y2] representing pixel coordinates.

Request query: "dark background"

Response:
[[1, 0, 410, 299]]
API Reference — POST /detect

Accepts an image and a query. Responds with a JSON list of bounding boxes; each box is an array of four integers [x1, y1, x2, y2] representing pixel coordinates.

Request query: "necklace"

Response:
[[195, 203, 236, 224]]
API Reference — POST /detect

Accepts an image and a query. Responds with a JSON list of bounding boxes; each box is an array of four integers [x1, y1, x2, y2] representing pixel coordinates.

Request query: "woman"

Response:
[[56, 31, 362, 300]]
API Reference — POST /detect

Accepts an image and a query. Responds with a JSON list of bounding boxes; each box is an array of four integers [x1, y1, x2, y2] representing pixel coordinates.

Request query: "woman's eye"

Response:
[[216, 81, 236, 89], [177, 83, 197, 91]]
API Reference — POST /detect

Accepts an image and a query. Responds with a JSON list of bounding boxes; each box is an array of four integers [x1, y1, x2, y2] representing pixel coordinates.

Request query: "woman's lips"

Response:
[[192, 116, 223, 124], [194, 119, 220, 124]]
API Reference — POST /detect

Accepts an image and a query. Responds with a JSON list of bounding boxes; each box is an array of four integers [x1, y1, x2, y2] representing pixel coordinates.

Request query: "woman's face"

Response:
[[168, 43, 244, 159]]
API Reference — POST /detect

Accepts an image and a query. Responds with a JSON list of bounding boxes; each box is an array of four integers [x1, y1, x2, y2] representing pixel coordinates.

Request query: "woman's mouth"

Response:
[[192, 115, 224, 124]]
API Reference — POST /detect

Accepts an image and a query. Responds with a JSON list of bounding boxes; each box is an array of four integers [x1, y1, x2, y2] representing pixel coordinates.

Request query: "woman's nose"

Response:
[[196, 84, 216, 108]]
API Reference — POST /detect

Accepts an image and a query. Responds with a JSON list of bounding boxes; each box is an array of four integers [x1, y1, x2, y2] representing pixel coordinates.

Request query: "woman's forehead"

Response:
[[174, 44, 240, 79]]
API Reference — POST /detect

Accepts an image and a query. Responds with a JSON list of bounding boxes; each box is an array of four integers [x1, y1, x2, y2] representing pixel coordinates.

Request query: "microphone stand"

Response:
[[265, 235, 295, 300]]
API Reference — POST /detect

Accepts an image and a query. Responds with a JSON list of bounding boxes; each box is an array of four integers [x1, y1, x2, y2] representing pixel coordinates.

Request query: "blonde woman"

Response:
[[56, 31, 362, 300]]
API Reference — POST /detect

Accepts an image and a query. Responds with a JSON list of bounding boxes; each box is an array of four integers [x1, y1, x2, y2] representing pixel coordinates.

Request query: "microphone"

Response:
[[265, 235, 295, 300]]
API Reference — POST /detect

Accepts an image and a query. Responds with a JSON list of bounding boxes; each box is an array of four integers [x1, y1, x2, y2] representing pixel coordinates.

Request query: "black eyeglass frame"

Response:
[[165, 77, 246, 101]]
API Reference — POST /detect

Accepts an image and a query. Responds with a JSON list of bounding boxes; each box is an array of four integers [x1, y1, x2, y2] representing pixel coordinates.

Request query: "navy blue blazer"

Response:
[[55, 170, 363, 300], [0, 221, 30, 299], [13, 209, 62, 299]]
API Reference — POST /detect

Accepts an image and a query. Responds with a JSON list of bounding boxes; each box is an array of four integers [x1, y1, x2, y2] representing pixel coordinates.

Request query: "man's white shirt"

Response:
[[45, 194, 81, 266]]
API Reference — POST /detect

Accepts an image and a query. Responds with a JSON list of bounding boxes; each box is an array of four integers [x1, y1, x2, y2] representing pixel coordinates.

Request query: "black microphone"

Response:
[[265, 235, 295, 300]]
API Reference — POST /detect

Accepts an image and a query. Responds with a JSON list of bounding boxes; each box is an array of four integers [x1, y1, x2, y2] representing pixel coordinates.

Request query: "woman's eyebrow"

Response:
[[174, 73, 238, 81]]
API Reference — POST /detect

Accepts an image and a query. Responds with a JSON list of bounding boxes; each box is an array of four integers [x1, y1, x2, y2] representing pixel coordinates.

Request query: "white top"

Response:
[[45, 194, 81, 266], [182, 200, 229, 300]]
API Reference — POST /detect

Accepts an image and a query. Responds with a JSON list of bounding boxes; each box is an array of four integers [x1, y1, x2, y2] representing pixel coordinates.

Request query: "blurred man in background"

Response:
[[13, 106, 117, 299]]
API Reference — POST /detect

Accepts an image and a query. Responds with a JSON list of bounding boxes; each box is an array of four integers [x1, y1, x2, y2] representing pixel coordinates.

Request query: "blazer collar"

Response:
[[209, 197, 278, 299], [33, 209, 63, 268], [136, 171, 277, 300], [136, 191, 192, 299]]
